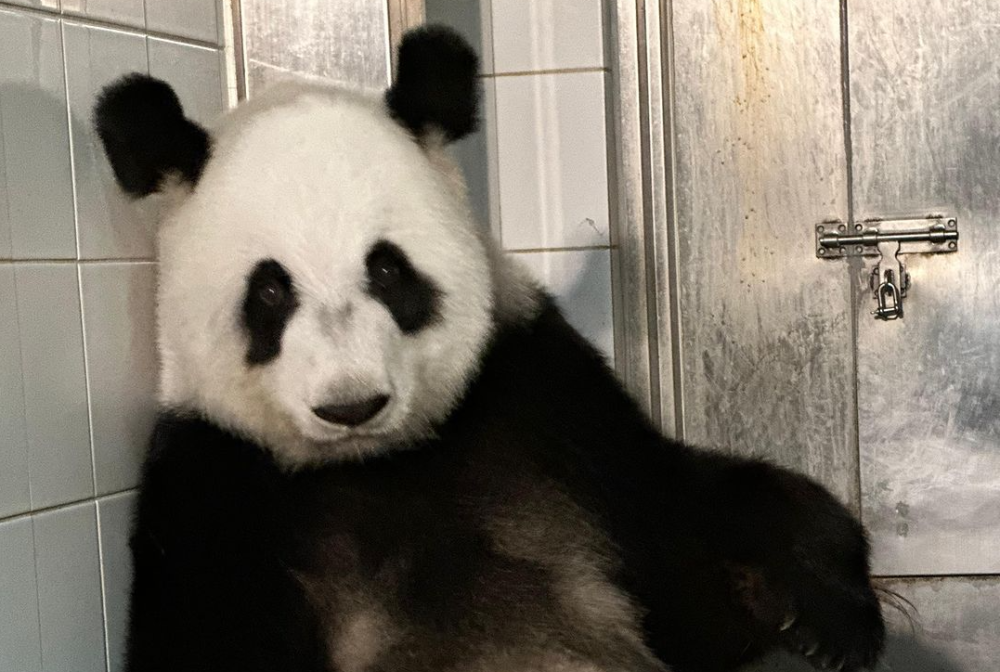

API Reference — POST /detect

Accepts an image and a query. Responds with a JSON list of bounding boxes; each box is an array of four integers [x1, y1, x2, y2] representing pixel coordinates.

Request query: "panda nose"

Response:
[[312, 394, 390, 427]]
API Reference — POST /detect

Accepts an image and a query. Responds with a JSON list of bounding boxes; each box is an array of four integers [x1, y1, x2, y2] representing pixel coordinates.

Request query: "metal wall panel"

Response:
[[744, 577, 1000, 671], [879, 577, 1000, 672], [850, 0, 1000, 575], [671, 0, 857, 504], [241, 0, 392, 95]]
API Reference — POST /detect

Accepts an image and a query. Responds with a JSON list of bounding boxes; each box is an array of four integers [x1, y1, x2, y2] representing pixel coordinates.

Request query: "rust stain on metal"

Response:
[[738, 0, 768, 107]]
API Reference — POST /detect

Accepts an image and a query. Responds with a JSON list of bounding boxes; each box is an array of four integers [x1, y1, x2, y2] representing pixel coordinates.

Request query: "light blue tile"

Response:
[[62, 0, 145, 29], [513, 248, 615, 361], [451, 78, 498, 232], [145, 0, 221, 45], [0, 516, 43, 672], [97, 491, 137, 672], [33, 502, 107, 672], [64, 23, 155, 260], [0, 266, 30, 518], [147, 38, 225, 125], [495, 72, 610, 250], [81, 263, 157, 494], [491, 0, 604, 73], [0, 9, 76, 260], [15, 264, 93, 509]]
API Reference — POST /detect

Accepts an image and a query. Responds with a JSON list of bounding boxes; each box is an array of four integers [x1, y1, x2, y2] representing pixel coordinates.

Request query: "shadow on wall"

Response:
[[0, 80, 156, 258]]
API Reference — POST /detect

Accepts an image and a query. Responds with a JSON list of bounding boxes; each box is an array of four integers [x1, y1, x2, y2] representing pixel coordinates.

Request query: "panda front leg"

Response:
[[687, 453, 886, 672]]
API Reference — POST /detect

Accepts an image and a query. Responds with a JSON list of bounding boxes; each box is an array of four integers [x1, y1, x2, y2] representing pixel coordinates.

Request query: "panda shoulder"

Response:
[[135, 413, 279, 536]]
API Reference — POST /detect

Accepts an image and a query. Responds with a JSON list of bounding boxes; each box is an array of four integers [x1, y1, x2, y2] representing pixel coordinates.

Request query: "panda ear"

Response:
[[385, 25, 480, 144], [94, 73, 212, 198]]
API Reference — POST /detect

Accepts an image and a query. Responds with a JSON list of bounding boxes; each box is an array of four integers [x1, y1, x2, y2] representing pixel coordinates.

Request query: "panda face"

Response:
[[154, 89, 493, 466], [95, 28, 500, 467]]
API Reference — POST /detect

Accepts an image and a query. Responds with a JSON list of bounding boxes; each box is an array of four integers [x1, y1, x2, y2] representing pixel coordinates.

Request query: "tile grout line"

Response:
[[0, 0, 221, 50], [483, 66, 609, 78], [483, 0, 504, 244], [505, 245, 615, 254], [0, 488, 139, 525], [0, 258, 155, 264], [29, 517, 45, 670], [60, 19, 83, 263], [95, 501, 112, 672]]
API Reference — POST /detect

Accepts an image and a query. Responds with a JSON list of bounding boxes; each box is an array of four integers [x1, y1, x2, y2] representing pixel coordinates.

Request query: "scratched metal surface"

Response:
[[242, 0, 391, 95], [850, 0, 1000, 575], [671, 0, 857, 504], [745, 577, 1000, 672]]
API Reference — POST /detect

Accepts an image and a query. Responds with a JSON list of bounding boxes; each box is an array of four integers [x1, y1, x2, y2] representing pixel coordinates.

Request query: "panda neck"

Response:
[[481, 236, 545, 329]]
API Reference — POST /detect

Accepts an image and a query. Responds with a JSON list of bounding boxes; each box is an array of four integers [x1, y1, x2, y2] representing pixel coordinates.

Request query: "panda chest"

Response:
[[285, 473, 647, 672]]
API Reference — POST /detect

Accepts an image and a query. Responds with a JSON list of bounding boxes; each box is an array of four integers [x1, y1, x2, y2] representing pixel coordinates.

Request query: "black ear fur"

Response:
[[94, 73, 211, 197], [386, 25, 480, 143]]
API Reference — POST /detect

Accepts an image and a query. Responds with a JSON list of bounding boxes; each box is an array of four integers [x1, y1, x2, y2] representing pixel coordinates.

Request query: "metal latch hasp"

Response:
[[815, 216, 959, 321]]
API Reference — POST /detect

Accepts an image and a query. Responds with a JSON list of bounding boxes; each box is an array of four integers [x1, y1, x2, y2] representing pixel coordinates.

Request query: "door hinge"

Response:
[[815, 216, 959, 320]]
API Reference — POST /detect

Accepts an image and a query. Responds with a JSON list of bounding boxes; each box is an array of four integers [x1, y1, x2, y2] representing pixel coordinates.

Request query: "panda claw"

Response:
[[779, 614, 797, 632]]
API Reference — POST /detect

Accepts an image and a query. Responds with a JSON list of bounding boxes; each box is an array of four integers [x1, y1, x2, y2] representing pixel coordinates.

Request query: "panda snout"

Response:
[[312, 394, 390, 427]]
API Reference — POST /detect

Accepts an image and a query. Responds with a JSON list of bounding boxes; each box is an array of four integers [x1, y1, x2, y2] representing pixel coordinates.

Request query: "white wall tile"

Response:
[[495, 71, 610, 250], [145, 0, 221, 45], [15, 264, 93, 509], [147, 38, 225, 125], [491, 0, 603, 73], [33, 502, 107, 672], [0, 9, 76, 260], [97, 491, 136, 672], [0, 267, 31, 518], [64, 23, 155, 260], [0, 517, 43, 672], [0, 107, 10, 259], [514, 248, 614, 360], [3, 0, 60, 11], [81, 263, 157, 494], [62, 0, 144, 29]]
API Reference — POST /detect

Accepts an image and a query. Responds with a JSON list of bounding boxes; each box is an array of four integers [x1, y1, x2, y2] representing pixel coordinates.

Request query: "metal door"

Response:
[[610, 1, 1000, 668]]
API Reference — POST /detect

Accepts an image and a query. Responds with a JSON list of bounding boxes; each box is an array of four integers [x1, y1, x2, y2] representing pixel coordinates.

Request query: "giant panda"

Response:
[[94, 25, 885, 672]]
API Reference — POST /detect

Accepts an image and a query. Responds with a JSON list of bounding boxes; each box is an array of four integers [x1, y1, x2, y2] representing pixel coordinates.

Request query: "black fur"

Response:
[[94, 73, 211, 196], [127, 296, 885, 672], [386, 26, 480, 142], [242, 259, 299, 365], [365, 240, 442, 333]]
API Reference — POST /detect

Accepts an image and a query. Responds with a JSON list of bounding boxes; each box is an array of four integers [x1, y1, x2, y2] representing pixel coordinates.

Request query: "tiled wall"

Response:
[[1, 2, 609, 670], [0, 1, 227, 670], [426, 0, 615, 359]]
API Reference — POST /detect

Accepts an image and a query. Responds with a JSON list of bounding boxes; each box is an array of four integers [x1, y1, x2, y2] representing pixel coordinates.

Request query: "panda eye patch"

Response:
[[242, 259, 299, 365], [365, 240, 442, 333]]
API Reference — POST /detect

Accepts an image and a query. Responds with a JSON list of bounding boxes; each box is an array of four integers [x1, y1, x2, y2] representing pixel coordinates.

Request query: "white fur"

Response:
[[153, 82, 535, 467]]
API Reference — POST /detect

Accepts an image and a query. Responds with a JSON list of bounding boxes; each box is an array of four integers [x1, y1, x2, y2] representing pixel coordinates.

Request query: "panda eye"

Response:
[[364, 240, 442, 334], [372, 257, 402, 285], [257, 280, 287, 307]]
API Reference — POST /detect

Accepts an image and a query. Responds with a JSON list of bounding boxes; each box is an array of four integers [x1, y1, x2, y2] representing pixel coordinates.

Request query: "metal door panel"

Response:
[[850, 0, 1000, 574], [745, 577, 1000, 671], [241, 0, 391, 95], [880, 577, 1000, 672], [671, 0, 857, 504]]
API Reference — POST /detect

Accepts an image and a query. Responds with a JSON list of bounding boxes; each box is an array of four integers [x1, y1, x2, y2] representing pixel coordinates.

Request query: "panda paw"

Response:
[[777, 595, 885, 672], [733, 563, 886, 671]]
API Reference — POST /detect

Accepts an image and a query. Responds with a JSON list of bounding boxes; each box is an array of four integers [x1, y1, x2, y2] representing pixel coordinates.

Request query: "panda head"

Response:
[[95, 27, 527, 468]]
